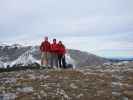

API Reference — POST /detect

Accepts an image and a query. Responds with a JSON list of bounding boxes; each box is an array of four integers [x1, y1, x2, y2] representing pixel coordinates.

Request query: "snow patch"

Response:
[[11, 50, 39, 67], [65, 54, 76, 68]]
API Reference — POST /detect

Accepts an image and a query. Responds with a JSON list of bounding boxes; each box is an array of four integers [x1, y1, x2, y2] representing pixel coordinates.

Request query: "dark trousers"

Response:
[[58, 54, 66, 68]]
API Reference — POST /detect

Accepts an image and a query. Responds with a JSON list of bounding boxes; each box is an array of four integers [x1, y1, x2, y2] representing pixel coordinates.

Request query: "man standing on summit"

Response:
[[50, 39, 59, 68], [40, 36, 51, 67]]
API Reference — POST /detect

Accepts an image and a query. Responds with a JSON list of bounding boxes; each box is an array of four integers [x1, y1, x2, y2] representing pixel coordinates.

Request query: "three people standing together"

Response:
[[40, 36, 66, 68]]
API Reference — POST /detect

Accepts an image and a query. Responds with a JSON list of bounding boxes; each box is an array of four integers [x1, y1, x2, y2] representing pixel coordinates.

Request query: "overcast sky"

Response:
[[0, 0, 133, 58]]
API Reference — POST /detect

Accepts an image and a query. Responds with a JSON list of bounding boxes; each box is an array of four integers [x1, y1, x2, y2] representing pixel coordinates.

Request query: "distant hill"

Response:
[[68, 49, 109, 67], [108, 57, 133, 63]]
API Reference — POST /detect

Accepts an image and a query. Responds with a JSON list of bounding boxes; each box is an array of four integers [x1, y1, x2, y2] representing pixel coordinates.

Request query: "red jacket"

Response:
[[51, 43, 59, 53], [58, 44, 66, 55], [40, 41, 51, 52]]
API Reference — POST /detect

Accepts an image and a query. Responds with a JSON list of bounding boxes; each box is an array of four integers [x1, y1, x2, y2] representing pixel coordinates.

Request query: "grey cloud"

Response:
[[0, 0, 133, 57]]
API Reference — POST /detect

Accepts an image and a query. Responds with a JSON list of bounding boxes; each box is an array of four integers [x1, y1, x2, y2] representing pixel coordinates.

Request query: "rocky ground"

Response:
[[79, 61, 133, 100], [0, 62, 133, 100]]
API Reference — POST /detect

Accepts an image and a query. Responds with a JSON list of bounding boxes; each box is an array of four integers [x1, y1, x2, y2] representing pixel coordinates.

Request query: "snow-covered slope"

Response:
[[11, 50, 39, 67], [10, 50, 75, 68]]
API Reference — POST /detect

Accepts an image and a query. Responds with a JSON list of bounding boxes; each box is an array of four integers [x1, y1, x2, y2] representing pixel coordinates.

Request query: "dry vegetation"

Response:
[[0, 61, 133, 100], [0, 69, 112, 100]]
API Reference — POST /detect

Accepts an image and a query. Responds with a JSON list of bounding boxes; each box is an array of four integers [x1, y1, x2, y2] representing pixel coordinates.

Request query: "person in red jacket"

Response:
[[40, 36, 51, 67], [58, 41, 66, 68], [50, 38, 59, 68]]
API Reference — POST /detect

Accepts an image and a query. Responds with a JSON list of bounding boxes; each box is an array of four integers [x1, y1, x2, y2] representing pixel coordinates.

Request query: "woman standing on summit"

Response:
[[58, 41, 66, 68]]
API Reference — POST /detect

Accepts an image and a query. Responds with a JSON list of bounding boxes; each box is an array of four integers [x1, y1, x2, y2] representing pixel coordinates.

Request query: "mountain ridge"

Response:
[[0, 44, 109, 68]]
